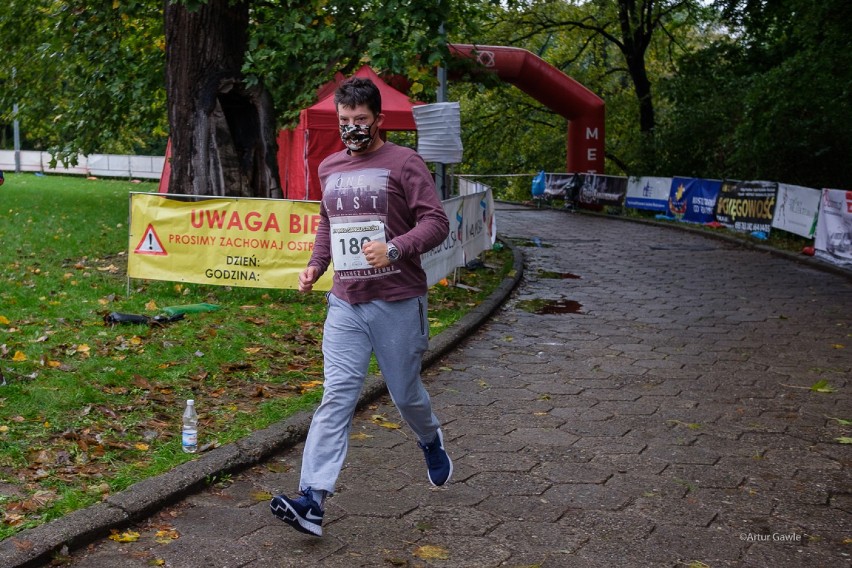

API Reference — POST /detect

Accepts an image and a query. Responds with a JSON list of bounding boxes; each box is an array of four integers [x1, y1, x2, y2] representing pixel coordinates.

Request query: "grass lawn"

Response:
[[0, 172, 514, 539]]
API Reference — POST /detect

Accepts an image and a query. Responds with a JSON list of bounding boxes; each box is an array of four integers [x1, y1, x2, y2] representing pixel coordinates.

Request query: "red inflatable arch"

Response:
[[449, 44, 605, 174]]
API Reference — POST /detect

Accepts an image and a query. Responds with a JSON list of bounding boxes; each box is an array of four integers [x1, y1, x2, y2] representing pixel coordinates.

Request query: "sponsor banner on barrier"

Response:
[[625, 176, 670, 212], [422, 189, 495, 286], [422, 196, 464, 286], [772, 183, 821, 238], [543, 173, 582, 199], [460, 189, 495, 262], [129, 190, 496, 291], [128, 193, 333, 290], [814, 189, 852, 266], [715, 180, 778, 234], [576, 174, 627, 206], [667, 177, 721, 224]]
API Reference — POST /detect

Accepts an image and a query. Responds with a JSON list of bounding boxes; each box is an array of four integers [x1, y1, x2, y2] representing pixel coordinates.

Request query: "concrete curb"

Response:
[[0, 241, 525, 568]]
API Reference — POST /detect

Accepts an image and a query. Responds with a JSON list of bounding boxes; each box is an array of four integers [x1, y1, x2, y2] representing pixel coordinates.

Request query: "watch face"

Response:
[[387, 245, 400, 261]]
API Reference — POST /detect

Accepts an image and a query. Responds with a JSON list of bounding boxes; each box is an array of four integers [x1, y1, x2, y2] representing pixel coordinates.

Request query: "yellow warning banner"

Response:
[[127, 193, 332, 291]]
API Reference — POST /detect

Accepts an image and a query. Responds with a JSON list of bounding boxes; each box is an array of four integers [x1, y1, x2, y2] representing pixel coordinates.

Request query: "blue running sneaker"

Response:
[[419, 429, 453, 486], [270, 488, 324, 536]]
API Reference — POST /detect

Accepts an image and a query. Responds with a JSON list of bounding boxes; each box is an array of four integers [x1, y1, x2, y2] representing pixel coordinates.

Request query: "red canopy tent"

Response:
[[277, 65, 421, 201]]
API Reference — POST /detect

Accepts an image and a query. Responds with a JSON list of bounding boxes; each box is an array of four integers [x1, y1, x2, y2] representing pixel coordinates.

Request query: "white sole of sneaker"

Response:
[[271, 498, 323, 537]]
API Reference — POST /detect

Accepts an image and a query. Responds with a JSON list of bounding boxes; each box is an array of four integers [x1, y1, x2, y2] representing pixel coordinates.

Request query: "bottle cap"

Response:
[[187, 399, 194, 405]]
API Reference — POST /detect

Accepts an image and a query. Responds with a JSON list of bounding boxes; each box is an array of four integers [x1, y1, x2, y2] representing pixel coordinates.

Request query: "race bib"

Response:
[[330, 220, 386, 271]]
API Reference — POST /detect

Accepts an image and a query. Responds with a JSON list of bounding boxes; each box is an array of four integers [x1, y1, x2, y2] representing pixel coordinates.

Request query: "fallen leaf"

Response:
[[350, 432, 374, 441], [836, 437, 852, 444], [134, 443, 150, 451], [413, 544, 449, 560], [0, 315, 9, 325], [244, 347, 262, 354], [830, 343, 845, 349], [145, 300, 158, 311], [3, 512, 25, 526], [827, 417, 852, 426], [108, 530, 140, 543], [371, 414, 401, 429], [12, 351, 27, 362], [811, 380, 835, 393], [154, 528, 180, 543], [299, 380, 324, 394], [12, 538, 34, 551]]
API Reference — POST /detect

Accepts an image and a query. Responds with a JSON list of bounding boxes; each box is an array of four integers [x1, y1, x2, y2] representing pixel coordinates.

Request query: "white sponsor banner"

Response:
[[772, 183, 820, 238], [461, 189, 494, 261], [625, 176, 671, 212], [422, 196, 464, 286], [814, 189, 852, 266], [420, 188, 496, 286]]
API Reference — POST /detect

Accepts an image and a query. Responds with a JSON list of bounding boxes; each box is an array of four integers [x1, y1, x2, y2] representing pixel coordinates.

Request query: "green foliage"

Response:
[[243, 0, 488, 126], [657, 0, 852, 188], [0, 0, 168, 163]]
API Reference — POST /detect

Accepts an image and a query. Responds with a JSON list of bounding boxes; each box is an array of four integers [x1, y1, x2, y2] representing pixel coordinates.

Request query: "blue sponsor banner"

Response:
[[666, 177, 722, 224]]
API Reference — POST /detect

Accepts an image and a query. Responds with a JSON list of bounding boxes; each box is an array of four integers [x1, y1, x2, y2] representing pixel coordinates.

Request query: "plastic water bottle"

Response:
[[182, 399, 198, 454]]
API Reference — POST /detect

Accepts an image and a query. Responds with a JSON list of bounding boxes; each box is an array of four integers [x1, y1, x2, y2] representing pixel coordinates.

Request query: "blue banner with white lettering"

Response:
[[666, 177, 722, 224]]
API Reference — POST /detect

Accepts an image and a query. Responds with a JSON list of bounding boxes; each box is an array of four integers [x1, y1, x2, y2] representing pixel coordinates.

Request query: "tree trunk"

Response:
[[164, 0, 281, 197], [617, 0, 656, 134]]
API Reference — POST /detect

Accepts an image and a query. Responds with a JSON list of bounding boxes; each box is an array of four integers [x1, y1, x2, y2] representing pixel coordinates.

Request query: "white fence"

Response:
[[0, 150, 164, 180]]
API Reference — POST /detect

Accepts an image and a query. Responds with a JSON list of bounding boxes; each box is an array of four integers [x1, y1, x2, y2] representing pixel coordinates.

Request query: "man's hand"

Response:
[[362, 241, 391, 269], [299, 266, 319, 293]]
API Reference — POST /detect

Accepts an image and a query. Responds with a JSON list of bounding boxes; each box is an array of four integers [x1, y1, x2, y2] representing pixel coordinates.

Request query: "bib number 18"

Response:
[[339, 236, 372, 256], [330, 220, 386, 271]]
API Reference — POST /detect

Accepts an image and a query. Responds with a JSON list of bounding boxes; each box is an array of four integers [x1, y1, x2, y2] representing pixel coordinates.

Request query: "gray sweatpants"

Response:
[[299, 293, 441, 494]]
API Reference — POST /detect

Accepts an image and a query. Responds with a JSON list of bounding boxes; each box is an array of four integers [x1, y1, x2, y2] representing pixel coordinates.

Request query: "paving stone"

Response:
[[464, 471, 552, 495], [573, 437, 647, 454], [643, 445, 722, 465], [402, 506, 502, 537], [537, 462, 614, 484], [541, 483, 632, 512], [557, 419, 632, 437], [488, 520, 587, 564], [457, 451, 538, 473]]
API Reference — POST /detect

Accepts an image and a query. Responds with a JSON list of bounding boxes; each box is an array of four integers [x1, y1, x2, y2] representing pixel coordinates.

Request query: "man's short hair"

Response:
[[334, 76, 382, 117]]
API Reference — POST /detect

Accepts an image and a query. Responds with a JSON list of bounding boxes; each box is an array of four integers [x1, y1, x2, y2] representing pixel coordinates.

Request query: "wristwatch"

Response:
[[386, 242, 401, 263]]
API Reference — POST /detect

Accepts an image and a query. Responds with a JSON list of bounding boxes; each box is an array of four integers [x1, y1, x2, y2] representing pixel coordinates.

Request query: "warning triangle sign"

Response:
[[134, 224, 167, 256]]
